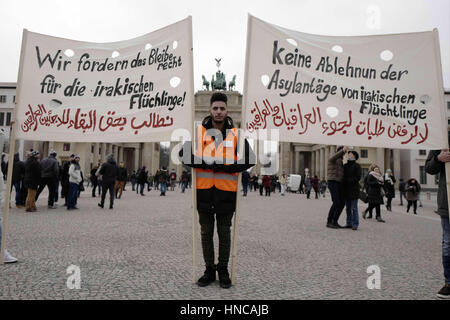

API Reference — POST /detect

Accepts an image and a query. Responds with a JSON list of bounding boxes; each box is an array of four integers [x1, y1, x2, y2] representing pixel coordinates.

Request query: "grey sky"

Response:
[[1, 0, 449, 91]]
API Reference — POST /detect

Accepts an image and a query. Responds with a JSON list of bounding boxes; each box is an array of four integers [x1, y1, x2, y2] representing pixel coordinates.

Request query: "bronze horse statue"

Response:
[[202, 75, 210, 90], [228, 75, 236, 91]]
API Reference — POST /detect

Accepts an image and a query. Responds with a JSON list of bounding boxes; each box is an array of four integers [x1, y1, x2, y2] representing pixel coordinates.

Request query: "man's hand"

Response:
[[437, 149, 450, 163]]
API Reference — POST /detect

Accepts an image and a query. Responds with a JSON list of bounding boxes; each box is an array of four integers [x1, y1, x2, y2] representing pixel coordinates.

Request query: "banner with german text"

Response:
[[243, 15, 447, 149], [14, 17, 193, 142]]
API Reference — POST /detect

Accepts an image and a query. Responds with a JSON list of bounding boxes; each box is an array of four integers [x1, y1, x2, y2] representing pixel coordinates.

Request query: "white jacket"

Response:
[[69, 163, 82, 184]]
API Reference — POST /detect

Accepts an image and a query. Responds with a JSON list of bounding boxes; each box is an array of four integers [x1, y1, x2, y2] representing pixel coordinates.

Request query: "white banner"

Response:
[[243, 15, 447, 149], [14, 17, 193, 142]]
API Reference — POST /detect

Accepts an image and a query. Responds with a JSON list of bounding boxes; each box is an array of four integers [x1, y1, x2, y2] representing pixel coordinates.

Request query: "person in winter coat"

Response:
[[67, 155, 82, 210], [241, 170, 250, 196], [180, 170, 189, 193], [114, 162, 128, 199], [24, 151, 41, 212], [98, 154, 118, 209], [303, 169, 312, 199], [312, 175, 320, 199], [90, 163, 100, 197], [343, 151, 362, 230], [279, 171, 287, 196], [363, 164, 385, 222], [263, 175, 271, 196], [326, 146, 348, 229], [35, 150, 59, 209], [320, 179, 327, 198], [425, 144, 450, 299], [12, 152, 25, 208], [137, 166, 148, 196], [405, 178, 421, 215], [61, 154, 75, 206], [384, 169, 396, 211], [130, 170, 137, 191], [157, 167, 169, 196]]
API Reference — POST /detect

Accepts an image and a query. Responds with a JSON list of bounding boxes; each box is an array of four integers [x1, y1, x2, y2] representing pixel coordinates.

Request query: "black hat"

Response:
[[348, 150, 359, 161]]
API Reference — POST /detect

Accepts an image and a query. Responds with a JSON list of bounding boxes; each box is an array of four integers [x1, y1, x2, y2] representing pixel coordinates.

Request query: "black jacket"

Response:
[[179, 115, 255, 214], [12, 154, 25, 183], [117, 167, 128, 181], [343, 160, 361, 200], [40, 155, 59, 179], [24, 156, 41, 189], [384, 174, 396, 198], [137, 169, 148, 184], [366, 174, 384, 205], [425, 150, 447, 217], [99, 158, 118, 185]]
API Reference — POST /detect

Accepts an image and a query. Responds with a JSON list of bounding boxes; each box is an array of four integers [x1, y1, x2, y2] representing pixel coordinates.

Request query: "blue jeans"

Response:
[[67, 182, 79, 209], [441, 216, 450, 284], [345, 199, 359, 227], [160, 182, 167, 195], [13, 181, 21, 205], [181, 181, 187, 193], [243, 183, 248, 196]]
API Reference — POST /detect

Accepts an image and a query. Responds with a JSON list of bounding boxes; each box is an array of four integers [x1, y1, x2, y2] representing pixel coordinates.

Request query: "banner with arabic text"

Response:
[[243, 15, 447, 149], [14, 17, 193, 142]]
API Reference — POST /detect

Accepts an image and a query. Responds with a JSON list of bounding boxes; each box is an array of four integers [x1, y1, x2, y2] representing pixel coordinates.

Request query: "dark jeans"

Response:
[[62, 179, 69, 204], [367, 203, 381, 218], [386, 197, 393, 209], [67, 182, 79, 209], [181, 181, 187, 193], [91, 180, 98, 197], [265, 186, 270, 196], [407, 200, 417, 213], [97, 180, 103, 196], [12, 181, 24, 205], [399, 191, 406, 205], [101, 182, 115, 207], [54, 180, 59, 203], [198, 210, 234, 268], [259, 185, 263, 196], [327, 181, 345, 224], [137, 183, 145, 195], [242, 182, 248, 196], [36, 177, 57, 206], [441, 216, 450, 284]]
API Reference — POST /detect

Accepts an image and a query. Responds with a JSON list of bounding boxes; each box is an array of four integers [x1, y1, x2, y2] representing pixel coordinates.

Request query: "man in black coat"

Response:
[[425, 138, 450, 299], [342, 150, 362, 230], [98, 154, 118, 209], [24, 151, 41, 212], [12, 152, 26, 208], [61, 154, 75, 206], [35, 150, 59, 209]]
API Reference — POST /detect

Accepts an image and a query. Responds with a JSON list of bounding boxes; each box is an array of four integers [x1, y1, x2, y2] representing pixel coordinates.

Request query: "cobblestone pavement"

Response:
[[0, 185, 445, 300]]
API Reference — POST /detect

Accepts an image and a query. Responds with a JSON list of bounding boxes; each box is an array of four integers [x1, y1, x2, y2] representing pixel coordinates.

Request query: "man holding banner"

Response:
[[180, 92, 255, 288], [425, 138, 450, 299]]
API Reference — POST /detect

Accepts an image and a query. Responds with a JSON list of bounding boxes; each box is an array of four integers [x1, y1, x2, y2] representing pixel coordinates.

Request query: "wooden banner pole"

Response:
[[1, 29, 27, 264]]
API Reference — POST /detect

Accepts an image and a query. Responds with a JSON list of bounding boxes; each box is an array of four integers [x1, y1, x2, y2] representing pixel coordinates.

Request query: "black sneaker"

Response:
[[343, 225, 353, 229], [376, 217, 386, 223], [326, 222, 338, 229], [98, 202, 104, 208], [333, 222, 344, 228], [197, 266, 216, 287], [437, 284, 450, 299], [217, 266, 232, 289]]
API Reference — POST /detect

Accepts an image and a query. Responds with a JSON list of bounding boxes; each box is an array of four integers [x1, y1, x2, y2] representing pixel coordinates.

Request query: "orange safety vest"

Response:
[[195, 125, 239, 192]]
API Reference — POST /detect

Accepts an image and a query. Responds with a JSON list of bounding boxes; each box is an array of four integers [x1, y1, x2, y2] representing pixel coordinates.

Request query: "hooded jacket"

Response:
[[179, 115, 255, 214], [327, 149, 345, 182], [24, 155, 41, 189], [99, 157, 118, 185]]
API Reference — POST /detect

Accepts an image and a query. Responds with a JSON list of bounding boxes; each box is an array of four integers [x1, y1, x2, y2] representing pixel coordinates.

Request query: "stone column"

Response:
[[93, 143, 99, 166], [33, 141, 39, 152], [320, 147, 325, 179], [315, 150, 320, 177], [311, 151, 315, 175], [101, 143, 106, 163], [376, 148, 385, 173], [119, 146, 124, 163], [134, 147, 140, 171], [393, 149, 401, 185], [324, 146, 329, 179], [294, 151, 300, 174]]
